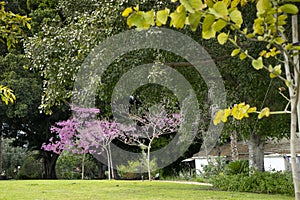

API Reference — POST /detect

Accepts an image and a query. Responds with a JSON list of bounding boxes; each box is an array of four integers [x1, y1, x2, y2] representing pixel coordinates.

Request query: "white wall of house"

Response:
[[193, 154, 298, 174], [264, 154, 287, 171], [194, 157, 209, 175], [194, 156, 226, 175]]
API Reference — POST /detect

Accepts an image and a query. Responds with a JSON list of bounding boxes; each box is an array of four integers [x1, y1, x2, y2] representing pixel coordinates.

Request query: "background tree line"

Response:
[[0, 0, 290, 181]]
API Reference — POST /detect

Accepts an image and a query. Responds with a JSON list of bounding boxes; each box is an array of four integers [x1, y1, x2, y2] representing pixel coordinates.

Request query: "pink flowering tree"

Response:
[[121, 104, 182, 180], [42, 106, 120, 180]]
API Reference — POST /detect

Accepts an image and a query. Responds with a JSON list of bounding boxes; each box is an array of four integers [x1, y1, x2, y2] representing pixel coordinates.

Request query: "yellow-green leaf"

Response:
[[248, 107, 257, 113], [205, 0, 214, 8], [210, 1, 228, 19], [187, 11, 202, 31], [239, 52, 247, 60], [189, 0, 203, 11], [279, 4, 299, 14], [274, 37, 285, 45], [26, 22, 31, 30], [127, 12, 145, 30], [202, 28, 216, 39], [232, 103, 245, 120], [212, 19, 227, 32], [180, 0, 203, 13], [285, 80, 292, 87], [258, 107, 270, 119], [180, 0, 195, 13], [170, 5, 187, 28], [213, 109, 224, 125], [231, 0, 240, 8], [270, 64, 282, 78], [122, 7, 133, 17], [156, 8, 170, 26], [256, 0, 272, 16], [133, 5, 139, 11], [231, 48, 240, 56], [286, 43, 293, 50], [202, 14, 215, 31], [230, 9, 243, 26], [144, 10, 155, 27], [222, 108, 231, 122], [217, 32, 228, 45], [252, 57, 264, 70]]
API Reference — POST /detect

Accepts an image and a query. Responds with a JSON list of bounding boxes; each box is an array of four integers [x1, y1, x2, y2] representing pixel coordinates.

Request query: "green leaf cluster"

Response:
[[0, 2, 31, 50]]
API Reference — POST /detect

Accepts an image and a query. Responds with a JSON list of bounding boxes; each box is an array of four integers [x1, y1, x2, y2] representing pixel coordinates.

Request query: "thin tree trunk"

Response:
[[81, 152, 86, 180], [248, 133, 264, 172], [283, 24, 300, 199], [147, 144, 151, 181], [291, 94, 300, 200], [108, 144, 114, 179], [105, 148, 111, 180], [292, 14, 300, 133], [230, 128, 239, 161], [290, 15, 300, 198], [0, 133, 2, 174]]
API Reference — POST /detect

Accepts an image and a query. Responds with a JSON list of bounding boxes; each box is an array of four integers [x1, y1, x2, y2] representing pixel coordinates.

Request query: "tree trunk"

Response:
[[42, 151, 59, 179], [284, 14, 300, 199], [147, 145, 151, 181], [105, 148, 111, 180], [108, 144, 114, 179], [291, 93, 300, 200], [248, 133, 264, 172], [0, 133, 2, 174], [96, 160, 105, 179], [292, 14, 300, 133], [81, 152, 86, 180], [230, 129, 239, 161]]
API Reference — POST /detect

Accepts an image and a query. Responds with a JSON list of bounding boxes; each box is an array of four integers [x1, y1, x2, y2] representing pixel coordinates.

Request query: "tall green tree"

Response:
[[0, 1, 31, 174], [0, 1, 30, 104]]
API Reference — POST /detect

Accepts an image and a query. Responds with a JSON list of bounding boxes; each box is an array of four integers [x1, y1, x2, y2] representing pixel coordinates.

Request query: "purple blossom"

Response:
[[41, 106, 121, 156]]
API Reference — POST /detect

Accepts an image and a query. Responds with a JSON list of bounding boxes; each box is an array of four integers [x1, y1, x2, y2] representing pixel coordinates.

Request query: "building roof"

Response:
[[192, 138, 300, 160]]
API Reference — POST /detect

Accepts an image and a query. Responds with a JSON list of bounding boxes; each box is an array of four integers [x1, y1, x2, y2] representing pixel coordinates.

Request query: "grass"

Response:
[[0, 180, 294, 200]]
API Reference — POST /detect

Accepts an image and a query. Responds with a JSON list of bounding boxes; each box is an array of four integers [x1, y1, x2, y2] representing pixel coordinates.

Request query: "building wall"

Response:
[[195, 158, 208, 175], [264, 155, 287, 171], [194, 154, 299, 174]]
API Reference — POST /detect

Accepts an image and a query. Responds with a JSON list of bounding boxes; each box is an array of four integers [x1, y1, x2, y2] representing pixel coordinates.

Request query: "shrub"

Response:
[[2, 138, 27, 179], [202, 157, 226, 178], [117, 159, 157, 180], [17, 155, 43, 179], [56, 152, 98, 179], [210, 171, 294, 195], [225, 160, 249, 175]]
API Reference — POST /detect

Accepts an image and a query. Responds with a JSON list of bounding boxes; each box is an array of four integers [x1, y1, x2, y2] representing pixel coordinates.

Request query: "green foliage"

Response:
[[0, 1, 31, 50], [225, 160, 249, 175], [211, 171, 294, 195], [122, 0, 299, 123], [0, 53, 41, 118], [25, 0, 130, 113], [2, 138, 26, 179], [0, 85, 16, 105], [117, 159, 157, 180], [56, 152, 98, 180], [17, 153, 43, 179], [201, 157, 226, 178]]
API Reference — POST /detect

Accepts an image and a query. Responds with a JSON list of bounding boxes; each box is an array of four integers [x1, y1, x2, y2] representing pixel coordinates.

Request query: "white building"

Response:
[[183, 139, 300, 175]]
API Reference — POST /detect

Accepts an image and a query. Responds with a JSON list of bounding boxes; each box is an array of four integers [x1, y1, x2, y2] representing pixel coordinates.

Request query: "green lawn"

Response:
[[0, 180, 294, 200]]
